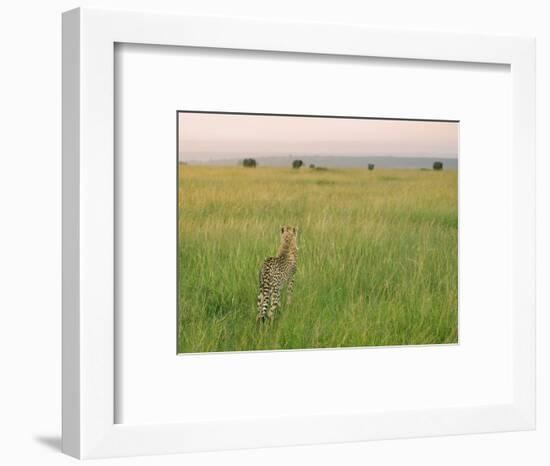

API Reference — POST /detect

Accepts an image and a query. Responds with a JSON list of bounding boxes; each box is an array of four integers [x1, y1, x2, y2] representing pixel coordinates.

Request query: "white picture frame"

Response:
[[62, 7, 535, 459]]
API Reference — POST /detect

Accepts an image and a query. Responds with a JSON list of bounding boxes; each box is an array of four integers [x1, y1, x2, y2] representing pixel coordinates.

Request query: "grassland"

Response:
[[177, 165, 458, 353]]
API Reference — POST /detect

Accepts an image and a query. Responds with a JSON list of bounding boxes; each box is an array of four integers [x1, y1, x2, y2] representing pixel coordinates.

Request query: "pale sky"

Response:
[[178, 112, 458, 161]]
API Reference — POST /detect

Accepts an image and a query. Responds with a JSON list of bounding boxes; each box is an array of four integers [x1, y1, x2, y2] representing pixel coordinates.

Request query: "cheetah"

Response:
[[257, 225, 298, 322]]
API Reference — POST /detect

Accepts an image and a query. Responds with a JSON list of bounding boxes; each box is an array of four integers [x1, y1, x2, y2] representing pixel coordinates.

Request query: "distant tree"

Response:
[[309, 164, 316, 169], [292, 160, 304, 169], [368, 163, 375, 171], [242, 158, 257, 168], [433, 161, 443, 170]]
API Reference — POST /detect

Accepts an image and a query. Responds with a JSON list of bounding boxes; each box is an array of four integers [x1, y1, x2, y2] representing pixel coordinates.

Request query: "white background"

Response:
[[0, 1, 548, 465], [116, 44, 512, 425]]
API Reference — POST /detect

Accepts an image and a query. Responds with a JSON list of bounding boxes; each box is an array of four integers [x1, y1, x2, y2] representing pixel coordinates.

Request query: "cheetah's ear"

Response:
[[280, 225, 285, 234], [293, 226, 298, 234]]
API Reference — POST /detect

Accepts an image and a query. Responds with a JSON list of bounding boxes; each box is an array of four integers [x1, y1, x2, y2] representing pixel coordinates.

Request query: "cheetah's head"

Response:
[[280, 225, 298, 246]]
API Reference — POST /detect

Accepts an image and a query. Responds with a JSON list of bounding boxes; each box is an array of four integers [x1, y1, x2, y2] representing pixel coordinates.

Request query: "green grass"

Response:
[[177, 165, 458, 353]]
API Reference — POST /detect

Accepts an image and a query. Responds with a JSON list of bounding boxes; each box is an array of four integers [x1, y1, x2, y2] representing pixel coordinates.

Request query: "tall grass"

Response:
[[177, 165, 458, 353]]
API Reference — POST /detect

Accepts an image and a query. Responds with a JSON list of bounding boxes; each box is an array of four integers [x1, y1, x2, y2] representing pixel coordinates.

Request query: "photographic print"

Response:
[[177, 112, 458, 353]]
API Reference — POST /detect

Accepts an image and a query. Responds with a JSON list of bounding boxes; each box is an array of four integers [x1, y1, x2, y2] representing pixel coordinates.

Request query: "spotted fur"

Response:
[[257, 225, 298, 322]]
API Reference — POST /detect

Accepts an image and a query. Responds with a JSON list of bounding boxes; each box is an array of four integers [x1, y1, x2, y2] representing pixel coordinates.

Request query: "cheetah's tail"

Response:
[[256, 288, 269, 322]]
